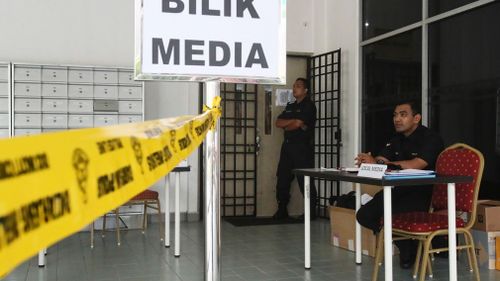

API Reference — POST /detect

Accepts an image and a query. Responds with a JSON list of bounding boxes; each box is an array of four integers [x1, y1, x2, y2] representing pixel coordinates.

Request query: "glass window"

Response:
[[429, 0, 479, 17], [428, 2, 500, 199], [362, 0, 421, 40], [362, 29, 422, 153]]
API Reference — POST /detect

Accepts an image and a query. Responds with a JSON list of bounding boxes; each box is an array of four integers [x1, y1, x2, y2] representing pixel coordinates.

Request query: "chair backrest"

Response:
[[430, 143, 484, 227]]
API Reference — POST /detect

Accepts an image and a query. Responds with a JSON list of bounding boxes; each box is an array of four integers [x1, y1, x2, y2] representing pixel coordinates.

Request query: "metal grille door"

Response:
[[220, 84, 257, 217], [309, 50, 342, 218]]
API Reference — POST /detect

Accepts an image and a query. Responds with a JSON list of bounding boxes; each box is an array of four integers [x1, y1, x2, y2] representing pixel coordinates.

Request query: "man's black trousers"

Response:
[[356, 187, 432, 260], [276, 141, 317, 209]]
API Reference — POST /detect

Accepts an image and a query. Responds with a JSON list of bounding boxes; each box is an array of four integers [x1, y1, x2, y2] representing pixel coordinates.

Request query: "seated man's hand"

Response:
[[355, 153, 375, 166]]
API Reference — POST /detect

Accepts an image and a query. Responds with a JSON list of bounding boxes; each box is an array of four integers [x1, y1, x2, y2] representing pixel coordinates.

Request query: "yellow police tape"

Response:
[[0, 97, 222, 277]]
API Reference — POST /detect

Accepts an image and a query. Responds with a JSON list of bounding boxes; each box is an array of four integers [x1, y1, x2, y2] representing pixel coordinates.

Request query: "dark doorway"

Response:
[[220, 84, 258, 217]]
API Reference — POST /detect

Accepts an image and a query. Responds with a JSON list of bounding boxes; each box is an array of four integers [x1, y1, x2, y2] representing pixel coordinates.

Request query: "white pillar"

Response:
[[383, 186, 393, 281], [355, 183, 362, 264], [38, 249, 45, 267], [447, 183, 457, 281], [164, 175, 170, 247], [174, 172, 181, 257], [304, 175, 311, 269]]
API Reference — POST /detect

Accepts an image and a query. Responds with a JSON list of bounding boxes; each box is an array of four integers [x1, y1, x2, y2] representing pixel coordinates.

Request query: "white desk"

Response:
[[294, 169, 471, 281], [37, 249, 46, 267], [38, 166, 191, 267], [164, 166, 191, 258]]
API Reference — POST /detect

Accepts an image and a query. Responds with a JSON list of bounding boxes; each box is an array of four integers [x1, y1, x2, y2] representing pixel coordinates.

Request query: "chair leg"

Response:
[[430, 247, 435, 261], [157, 199, 163, 242], [418, 239, 431, 281], [102, 213, 107, 238], [142, 201, 147, 234], [464, 231, 480, 281], [90, 221, 95, 249], [463, 233, 474, 272], [413, 241, 423, 279], [372, 231, 384, 281], [115, 208, 121, 246], [426, 254, 433, 278]]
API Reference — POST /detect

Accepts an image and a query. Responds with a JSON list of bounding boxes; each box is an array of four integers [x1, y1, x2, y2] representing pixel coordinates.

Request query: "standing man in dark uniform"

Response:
[[273, 78, 317, 220], [355, 101, 444, 269]]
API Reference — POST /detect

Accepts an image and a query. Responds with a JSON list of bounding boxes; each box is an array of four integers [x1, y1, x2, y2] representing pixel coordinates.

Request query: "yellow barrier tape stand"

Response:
[[0, 97, 222, 277]]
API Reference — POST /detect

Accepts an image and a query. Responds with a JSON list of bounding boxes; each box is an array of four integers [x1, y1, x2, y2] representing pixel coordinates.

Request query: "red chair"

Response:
[[372, 143, 484, 281], [91, 189, 163, 247]]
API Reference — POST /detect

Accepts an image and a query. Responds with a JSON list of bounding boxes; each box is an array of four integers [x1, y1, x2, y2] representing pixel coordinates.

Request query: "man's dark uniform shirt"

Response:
[[277, 96, 316, 143], [379, 125, 444, 194], [379, 125, 443, 171]]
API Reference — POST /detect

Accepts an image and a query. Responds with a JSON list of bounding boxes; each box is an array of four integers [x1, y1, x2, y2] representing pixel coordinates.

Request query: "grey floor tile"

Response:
[[114, 264, 151, 279], [148, 274, 183, 281], [1, 266, 29, 280], [175, 271, 204, 281], [255, 263, 290, 274], [5, 220, 500, 281], [85, 265, 119, 280], [265, 269, 299, 279], [221, 276, 246, 281], [25, 267, 54, 281], [119, 277, 148, 281]]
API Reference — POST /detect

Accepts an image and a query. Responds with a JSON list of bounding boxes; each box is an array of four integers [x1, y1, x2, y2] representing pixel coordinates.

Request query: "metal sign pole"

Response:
[[204, 81, 221, 281]]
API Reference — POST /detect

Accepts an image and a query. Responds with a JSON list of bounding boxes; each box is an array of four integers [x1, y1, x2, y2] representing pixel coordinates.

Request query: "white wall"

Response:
[[289, 0, 361, 186], [0, 0, 361, 216], [0, 0, 134, 67], [144, 82, 200, 217], [0, 0, 201, 217], [287, 0, 361, 193], [312, 0, 360, 193], [287, 0, 329, 55], [287, 0, 314, 54]]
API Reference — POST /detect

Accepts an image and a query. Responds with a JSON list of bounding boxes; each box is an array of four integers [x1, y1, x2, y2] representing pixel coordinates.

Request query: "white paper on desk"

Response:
[[385, 169, 434, 176], [320, 167, 340, 171], [343, 167, 359, 172]]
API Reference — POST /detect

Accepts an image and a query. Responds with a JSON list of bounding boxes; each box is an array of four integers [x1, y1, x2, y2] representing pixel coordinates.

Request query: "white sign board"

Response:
[[357, 164, 387, 179], [135, 0, 286, 84]]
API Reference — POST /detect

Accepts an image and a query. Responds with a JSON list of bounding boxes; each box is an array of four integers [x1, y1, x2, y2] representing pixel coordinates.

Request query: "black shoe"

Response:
[[396, 240, 417, 269], [272, 204, 288, 220], [399, 257, 413, 269], [399, 251, 417, 269]]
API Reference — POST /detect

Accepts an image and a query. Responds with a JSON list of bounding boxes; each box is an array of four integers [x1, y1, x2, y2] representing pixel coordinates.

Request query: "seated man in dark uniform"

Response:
[[273, 77, 317, 220], [355, 101, 444, 269]]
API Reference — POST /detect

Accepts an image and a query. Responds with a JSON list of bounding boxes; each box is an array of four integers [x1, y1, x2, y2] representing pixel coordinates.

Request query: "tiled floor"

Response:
[[2, 220, 500, 281]]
